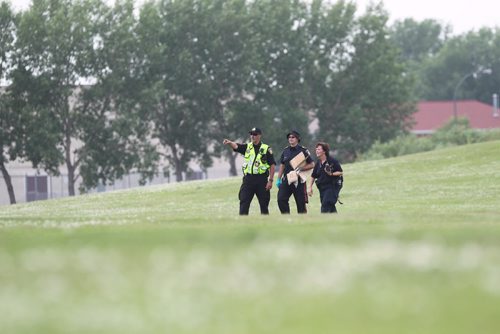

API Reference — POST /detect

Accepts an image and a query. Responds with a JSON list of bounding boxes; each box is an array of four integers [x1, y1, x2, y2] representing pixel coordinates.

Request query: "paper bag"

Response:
[[289, 152, 306, 170], [286, 170, 298, 184], [298, 171, 308, 183]]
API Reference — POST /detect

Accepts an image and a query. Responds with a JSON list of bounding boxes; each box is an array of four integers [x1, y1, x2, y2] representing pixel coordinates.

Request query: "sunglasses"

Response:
[[250, 133, 260, 136]]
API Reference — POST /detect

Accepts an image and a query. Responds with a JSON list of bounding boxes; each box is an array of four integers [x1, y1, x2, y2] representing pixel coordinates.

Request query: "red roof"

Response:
[[412, 100, 500, 134]]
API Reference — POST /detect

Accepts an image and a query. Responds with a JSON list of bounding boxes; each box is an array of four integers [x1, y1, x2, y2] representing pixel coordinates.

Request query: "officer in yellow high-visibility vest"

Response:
[[223, 127, 276, 215]]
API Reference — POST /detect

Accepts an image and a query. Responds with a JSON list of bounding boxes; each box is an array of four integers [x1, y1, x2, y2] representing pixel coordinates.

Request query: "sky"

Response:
[[6, 0, 500, 35], [356, 0, 500, 34]]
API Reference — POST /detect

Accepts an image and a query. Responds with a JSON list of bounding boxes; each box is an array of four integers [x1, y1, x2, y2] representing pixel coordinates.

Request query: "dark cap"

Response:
[[286, 130, 301, 141], [249, 127, 262, 135]]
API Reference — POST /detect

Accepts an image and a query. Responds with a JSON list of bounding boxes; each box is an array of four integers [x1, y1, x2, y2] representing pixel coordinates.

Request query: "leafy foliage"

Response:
[[311, 2, 415, 161], [12, 0, 110, 195], [360, 118, 500, 160], [77, 0, 159, 191], [136, 0, 218, 181], [390, 18, 450, 63], [400, 27, 500, 103]]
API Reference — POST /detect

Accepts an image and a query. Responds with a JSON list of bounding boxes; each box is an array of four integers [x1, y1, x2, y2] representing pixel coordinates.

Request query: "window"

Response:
[[26, 175, 48, 202]]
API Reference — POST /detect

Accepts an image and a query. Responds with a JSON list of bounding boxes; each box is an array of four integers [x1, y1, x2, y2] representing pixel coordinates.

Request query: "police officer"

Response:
[[223, 127, 276, 215], [307, 142, 343, 213], [276, 130, 314, 214]]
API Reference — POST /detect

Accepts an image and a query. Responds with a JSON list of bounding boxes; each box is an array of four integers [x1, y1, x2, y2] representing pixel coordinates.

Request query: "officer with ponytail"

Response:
[[223, 127, 276, 215]]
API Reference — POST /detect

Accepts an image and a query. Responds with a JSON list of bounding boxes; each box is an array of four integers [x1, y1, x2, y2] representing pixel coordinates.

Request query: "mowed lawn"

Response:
[[1, 141, 499, 334]]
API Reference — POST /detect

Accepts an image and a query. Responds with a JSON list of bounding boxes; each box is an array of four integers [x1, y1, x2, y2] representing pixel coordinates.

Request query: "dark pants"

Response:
[[239, 174, 270, 215], [318, 184, 338, 213], [278, 181, 308, 214]]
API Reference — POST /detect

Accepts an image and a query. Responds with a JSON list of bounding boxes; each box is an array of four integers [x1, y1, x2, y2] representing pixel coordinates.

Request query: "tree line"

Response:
[[1, 0, 498, 205]]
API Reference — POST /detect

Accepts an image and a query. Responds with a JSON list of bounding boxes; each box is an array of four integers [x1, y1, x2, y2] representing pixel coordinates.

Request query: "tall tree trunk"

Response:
[[67, 162, 76, 196], [175, 159, 183, 182], [65, 130, 76, 196], [171, 145, 184, 182], [228, 151, 238, 177], [0, 160, 16, 204]]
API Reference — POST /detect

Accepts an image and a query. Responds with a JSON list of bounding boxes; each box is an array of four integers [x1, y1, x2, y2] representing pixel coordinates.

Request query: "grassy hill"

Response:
[[1, 140, 500, 333]]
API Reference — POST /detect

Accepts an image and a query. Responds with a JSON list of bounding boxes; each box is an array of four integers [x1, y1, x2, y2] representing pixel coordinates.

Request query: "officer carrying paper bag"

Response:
[[276, 130, 314, 214]]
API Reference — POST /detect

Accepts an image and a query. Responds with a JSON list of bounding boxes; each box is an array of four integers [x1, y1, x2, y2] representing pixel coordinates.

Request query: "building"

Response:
[[412, 100, 500, 135]]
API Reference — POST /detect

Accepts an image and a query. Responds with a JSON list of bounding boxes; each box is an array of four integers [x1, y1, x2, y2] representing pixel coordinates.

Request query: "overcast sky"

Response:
[[7, 0, 500, 35], [357, 0, 499, 34]]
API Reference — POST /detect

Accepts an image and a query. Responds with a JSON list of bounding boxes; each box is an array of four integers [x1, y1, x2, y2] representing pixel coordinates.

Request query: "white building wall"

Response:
[[0, 161, 76, 205]]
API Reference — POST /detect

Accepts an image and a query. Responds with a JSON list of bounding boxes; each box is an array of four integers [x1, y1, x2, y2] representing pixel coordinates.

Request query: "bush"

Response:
[[359, 118, 500, 161], [360, 134, 435, 160], [431, 118, 484, 146], [360, 135, 434, 160], [477, 129, 500, 142]]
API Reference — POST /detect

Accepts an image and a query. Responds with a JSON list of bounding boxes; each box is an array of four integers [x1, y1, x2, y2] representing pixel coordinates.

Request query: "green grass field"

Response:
[[1, 140, 500, 334]]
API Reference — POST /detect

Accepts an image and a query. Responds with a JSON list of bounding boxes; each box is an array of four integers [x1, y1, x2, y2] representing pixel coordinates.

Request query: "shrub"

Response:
[[360, 135, 434, 160], [431, 118, 484, 146], [359, 118, 500, 161]]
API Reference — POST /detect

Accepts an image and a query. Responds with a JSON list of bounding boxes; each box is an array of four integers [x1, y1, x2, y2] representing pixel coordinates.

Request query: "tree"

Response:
[[389, 18, 451, 100], [1, 4, 61, 204], [247, 0, 311, 150], [0, 1, 17, 203], [13, 0, 112, 196], [310, 1, 415, 161], [136, 0, 219, 182], [77, 0, 159, 191], [418, 28, 499, 103], [390, 18, 450, 63], [196, 0, 259, 177]]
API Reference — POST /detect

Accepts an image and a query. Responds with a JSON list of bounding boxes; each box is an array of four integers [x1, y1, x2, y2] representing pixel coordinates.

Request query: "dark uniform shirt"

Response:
[[234, 142, 276, 176], [311, 156, 343, 186], [279, 145, 313, 174]]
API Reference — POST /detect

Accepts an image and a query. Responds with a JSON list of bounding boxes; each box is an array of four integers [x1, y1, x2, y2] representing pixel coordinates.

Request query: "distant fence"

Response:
[[0, 170, 207, 206]]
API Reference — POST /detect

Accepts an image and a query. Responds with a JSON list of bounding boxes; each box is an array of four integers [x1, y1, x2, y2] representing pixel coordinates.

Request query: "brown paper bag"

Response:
[[289, 152, 306, 170], [298, 171, 308, 183], [286, 170, 298, 184]]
